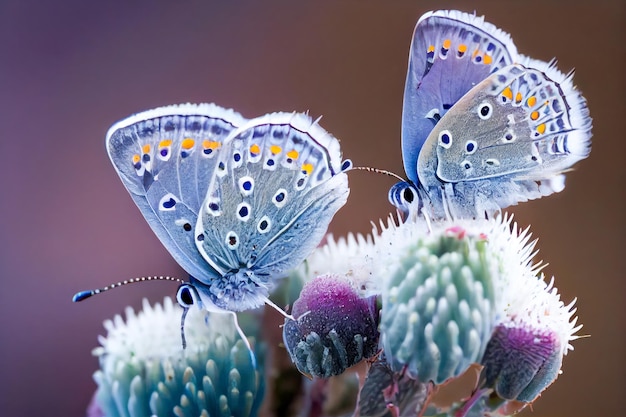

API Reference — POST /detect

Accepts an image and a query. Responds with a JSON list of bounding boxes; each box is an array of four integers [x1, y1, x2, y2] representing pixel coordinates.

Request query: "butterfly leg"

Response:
[[180, 306, 190, 349], [442, 183, 456, 220], [229, 311, 257, 370], [420, 206, 433, 233]]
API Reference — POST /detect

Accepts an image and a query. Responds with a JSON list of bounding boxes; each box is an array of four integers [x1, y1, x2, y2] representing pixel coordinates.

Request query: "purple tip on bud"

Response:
[[283, 274, 380, 378], [481, 323, 562, 403]]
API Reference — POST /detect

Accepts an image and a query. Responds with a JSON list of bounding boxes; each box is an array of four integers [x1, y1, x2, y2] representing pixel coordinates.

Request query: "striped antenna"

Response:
[[350, 166, 406, 182], [72, 276, 185, 302]]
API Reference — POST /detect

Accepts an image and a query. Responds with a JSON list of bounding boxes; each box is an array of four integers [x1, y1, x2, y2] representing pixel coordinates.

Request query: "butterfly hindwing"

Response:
[[196, 113, 350, 282], [417, 60, 591, 215], [401, 10, 518, 185], [429, 62, 591, 183], [106, 103, 245, 280]]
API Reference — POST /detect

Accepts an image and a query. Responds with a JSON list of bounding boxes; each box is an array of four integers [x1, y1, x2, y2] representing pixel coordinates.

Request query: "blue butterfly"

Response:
[[74, 103, 351, 345], [389, 10, 592, 219]]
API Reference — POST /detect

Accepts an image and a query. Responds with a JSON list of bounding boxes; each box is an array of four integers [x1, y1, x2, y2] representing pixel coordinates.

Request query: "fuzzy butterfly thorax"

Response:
[[391, 10, 592, 220]]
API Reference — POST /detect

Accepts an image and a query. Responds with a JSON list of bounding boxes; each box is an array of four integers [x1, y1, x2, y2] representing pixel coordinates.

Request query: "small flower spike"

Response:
[[89, 297, 264, 417]]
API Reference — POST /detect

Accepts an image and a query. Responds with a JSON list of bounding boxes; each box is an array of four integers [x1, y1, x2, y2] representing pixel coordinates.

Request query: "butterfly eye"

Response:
[[438, 130, 452, 149], [477, 102, 493, 120], [388, 181, 418, 220], [403, 187, 415, 204], [176, 284, 198, 308]]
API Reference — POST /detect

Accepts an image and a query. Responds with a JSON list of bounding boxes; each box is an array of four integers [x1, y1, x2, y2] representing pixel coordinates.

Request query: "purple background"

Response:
[[1, 1, 623, 416]]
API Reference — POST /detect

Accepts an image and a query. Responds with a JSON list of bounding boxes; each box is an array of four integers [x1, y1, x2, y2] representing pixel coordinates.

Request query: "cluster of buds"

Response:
[[283, 215, 581, 416], [87, 214, 581, 417]]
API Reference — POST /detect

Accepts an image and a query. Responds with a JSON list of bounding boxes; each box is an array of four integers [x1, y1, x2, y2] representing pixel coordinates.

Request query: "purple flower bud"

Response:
[[283, 274, 380, 378], [481, 323, 562, 402]]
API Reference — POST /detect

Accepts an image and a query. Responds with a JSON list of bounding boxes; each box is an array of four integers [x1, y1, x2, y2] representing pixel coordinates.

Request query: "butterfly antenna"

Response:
[[72, 275, 186, 302], [350, 166, 406, 182]]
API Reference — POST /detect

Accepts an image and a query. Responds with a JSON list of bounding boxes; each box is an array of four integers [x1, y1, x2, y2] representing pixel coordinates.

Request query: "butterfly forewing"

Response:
[[106, 103, 245, 281], [402, 10, 518, 184], [195, 113, 350, 282]]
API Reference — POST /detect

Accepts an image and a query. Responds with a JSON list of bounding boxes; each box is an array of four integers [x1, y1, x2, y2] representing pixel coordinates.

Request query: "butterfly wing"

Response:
[[419, 60, 592, 216], [106, 103, 245, 280], [193, 112, 350, 311], [401, 10, 518, 185]]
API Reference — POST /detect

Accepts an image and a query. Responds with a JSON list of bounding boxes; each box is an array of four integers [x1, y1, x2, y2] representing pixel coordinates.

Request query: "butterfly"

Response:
[[74, 103, 351, 346], [388, 10, 592, 219]]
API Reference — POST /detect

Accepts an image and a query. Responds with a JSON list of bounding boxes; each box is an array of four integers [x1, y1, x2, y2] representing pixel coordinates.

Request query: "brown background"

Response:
[[0, 1, 623, 416]]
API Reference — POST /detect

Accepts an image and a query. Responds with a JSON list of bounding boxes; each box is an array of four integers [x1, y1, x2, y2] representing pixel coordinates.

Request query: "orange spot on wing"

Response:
[[249, 143, 261, 155], [158, 139, 172, 148], [270, 145, 282, 154], [537, 124, 546, 134], [287, 150, 299, 160], [483, 54, 492, 64], [181, 138, 195, 149], [442, 39, 451, 49], [202, 140, 220, 150], [142, 144, 151, 154], [515, 92, 523, 103], [427, 45, 435, 52], [132, 154, 141, 164], [502, 87, 513, 101], [302, 163, 313, 175], [458, 44, 467, 53], [530, 111, 540, 121], [527, 96, 537, 107]]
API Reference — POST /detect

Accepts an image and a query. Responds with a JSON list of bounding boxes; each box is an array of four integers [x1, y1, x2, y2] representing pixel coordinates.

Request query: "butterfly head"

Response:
[[176, 282, 204, 310], [388, 180, 421, 220], [179, 274, 271, 313]]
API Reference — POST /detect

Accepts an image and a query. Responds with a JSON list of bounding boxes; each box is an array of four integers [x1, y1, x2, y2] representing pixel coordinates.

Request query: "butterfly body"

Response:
[[392, 10, 592, 219], [106, 104, 350, 313]]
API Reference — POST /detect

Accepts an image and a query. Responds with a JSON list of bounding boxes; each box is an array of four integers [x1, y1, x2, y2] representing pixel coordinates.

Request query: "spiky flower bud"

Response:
[[89, 297, 263, 417], [300, 214, 582, 416], [377, 221, 494, 384], [282, 274, 380, 378]]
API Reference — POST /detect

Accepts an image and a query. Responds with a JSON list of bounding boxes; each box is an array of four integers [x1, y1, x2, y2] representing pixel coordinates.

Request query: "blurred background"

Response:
[[0, 1, 623, 416]]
